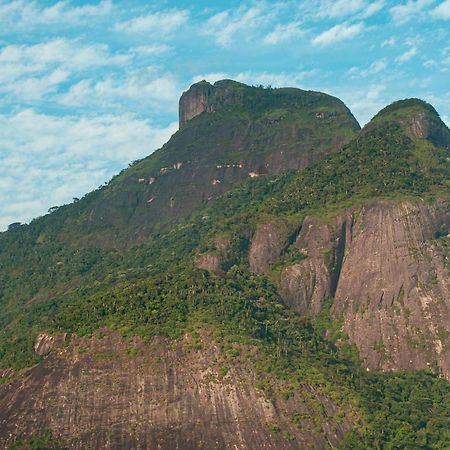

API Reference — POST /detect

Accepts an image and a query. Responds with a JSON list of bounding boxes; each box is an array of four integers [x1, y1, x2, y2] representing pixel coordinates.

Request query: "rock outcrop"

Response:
[[271, 199, 450, 377], [0, 331, 357, 450], [179, 80, 214, 128], [249, 219, 296, 274], [195, 253, 224, 276], [79, 80, 360, 245], [333, 200, 450, 377], [34, 333, 66, 356], [279, 216, 345, 316]]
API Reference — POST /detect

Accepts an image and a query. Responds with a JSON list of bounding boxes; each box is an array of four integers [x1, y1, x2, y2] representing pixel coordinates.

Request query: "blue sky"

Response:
[[1, 0, 449, 230]]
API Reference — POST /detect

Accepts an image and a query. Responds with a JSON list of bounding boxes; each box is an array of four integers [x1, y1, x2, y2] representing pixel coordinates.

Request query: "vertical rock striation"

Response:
[[255, 200, 449, 377]]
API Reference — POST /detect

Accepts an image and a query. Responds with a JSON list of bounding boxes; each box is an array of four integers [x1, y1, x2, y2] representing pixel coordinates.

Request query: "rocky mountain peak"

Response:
[[366, 98, 450, 148], [178, 79, 250, 128], [178, 80, 214, 128]]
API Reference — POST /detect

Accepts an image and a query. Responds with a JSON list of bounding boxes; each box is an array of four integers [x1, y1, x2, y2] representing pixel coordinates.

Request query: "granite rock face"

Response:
[[179, 80, 214, 128], [332, 200, 450, 377], [246, 200, 450, 378], [0, 331, 357, 450], [279, 216, 346, 316], [81, 80, 360, 245], [260, 200, 449, 377], [249, 219, 296, 274]]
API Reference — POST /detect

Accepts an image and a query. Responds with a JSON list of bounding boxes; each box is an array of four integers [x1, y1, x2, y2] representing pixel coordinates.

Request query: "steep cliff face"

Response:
[[279, 216, 345, 316], [1, 89, 449, 448], [179, 80, 214, 128], [255, 199, 449, 377], [333, 200, 450, 377], [249, 219, 296, 274], [0, 331, 357, 450], [78, 80, 360, 243]]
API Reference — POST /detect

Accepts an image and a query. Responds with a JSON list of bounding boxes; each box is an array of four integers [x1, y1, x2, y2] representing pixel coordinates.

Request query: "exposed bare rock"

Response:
[[272, 200, 450, 378], [179, 80, 214, 128], [249, 220, 296, 274], [279, 216, 346, 316], [0, 331, 357, 450], [332, 200, 450, 377], [82, 81, 360, 247], [195, 253, 224, 276], [34, 333, 66, 356]]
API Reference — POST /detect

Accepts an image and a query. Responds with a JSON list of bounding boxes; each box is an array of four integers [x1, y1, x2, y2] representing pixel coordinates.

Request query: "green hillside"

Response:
[[1, 95, 449, 448]]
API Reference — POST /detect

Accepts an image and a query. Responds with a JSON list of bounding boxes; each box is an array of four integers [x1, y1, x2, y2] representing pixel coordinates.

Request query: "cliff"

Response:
[[271, 199, 450, 376], [78, 80, 359, 244], [0, 88, 449, 449], [0, 330, 358, 449]]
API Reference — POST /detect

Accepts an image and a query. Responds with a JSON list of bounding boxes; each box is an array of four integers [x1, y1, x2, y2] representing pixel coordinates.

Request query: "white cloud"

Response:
[[390, 0, 434, 24], [0, 38, 130, 102], [360, 0, 385, 18], [0, 0, 112, 32], [0, 109, 177, 230], [430, 0, 450, 19], [131, 44, 172, 56], [204, 5, 275, 47], [312, 23, 364, 46], [263, 22, 304, 45], [395, 46, 417, 63], [0, 39, 128, 79], [300, 0, 384, 19], [348, 58, 388, 77], [0, 68, 70, 101], [381, 37, 396, 47], [115, 9, 189, 36], [334, 84, 387, 125], [58, 68, 181, 113]]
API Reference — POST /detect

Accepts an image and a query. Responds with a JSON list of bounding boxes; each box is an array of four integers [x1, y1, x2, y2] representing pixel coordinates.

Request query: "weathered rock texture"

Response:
[[34, 333, 67, 356], [79, 80, 360, 246], [0, 331, 357, 450], [261, 200, 449, 378], [195, 253, 224, 276], [179, 80, 214, 128], [279, 217, 345, 316], [249, 219, 296, 274], [332, 200, 450, 377]]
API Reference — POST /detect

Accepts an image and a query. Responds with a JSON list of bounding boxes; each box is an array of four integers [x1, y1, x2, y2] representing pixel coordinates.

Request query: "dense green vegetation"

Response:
[[8, 432, 66, 450], [1, 97, 449, 448]]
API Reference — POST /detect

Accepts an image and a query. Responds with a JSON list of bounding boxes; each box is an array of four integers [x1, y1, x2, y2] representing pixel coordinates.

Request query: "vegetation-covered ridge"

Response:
[[1, 96, 449, 448]]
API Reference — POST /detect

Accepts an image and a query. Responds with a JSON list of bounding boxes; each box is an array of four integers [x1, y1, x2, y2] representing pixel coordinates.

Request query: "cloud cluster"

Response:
[[114, 9, 189, 36], [204, 5, 277, 47], [0, 0, 112, 32], [192, 70, 318, 88], [0, 109, 177, 230], [0, 0, 448, 230], [312, 22, 364, 46], [0, 38, 129, 103], [390, 0, 434, 24]]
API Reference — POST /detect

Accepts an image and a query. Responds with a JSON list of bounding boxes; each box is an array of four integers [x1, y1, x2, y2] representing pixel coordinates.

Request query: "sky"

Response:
[[1, 0, 449, 230]]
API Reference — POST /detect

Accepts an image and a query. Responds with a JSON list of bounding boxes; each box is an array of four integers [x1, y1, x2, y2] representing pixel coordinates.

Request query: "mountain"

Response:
[[59, 80, 360, 246], [0, 84, 449, 449]]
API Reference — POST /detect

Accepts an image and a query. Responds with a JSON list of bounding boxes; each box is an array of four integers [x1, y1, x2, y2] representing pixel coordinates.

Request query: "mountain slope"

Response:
[[78, 80, 360, 244], [0, 93, 449, 449]]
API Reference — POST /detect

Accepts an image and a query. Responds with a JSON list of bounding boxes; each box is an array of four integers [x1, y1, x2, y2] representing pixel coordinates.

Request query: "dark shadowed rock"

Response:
[[279, 216, 346, 316], [249, 219, 297, 274]]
